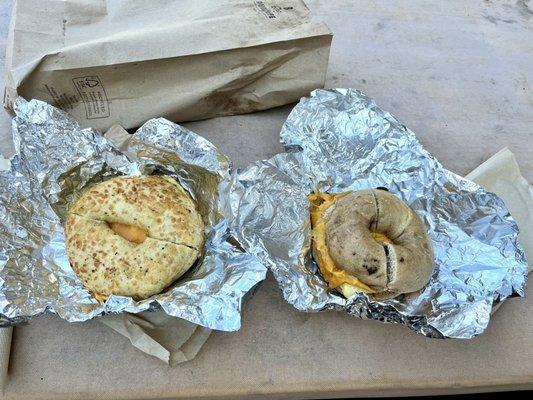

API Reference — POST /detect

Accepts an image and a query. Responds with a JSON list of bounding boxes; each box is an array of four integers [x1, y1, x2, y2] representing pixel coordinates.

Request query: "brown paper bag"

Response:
[[4, 0, 332, 131]]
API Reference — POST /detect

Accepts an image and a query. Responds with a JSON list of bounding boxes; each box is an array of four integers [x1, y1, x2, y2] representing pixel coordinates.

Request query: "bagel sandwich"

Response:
[[309, 189, 434, 300], [65, 175, 204, 301]]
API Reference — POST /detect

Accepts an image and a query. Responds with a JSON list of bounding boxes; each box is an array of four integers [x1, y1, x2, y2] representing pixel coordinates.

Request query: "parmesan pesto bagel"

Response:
[[65, 175, 204, 301], [309, 189, 434, 300]]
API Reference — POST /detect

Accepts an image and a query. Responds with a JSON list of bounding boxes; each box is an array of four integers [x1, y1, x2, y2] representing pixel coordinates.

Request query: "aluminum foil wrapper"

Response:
[[226, 88, 528, 338], [0, 98, 267, 331]]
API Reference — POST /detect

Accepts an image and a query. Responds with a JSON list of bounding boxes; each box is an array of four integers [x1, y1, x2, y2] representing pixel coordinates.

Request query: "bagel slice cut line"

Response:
[[66, 212, 201, 302], [68, 175, 205, 252], [68, 212, 200, 251]]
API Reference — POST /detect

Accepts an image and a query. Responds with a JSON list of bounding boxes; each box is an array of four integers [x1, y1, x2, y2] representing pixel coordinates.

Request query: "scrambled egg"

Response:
[[309, 192, 374, 295]]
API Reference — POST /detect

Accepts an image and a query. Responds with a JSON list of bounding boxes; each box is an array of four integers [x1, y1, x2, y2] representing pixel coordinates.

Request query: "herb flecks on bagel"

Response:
[[65, 175, 204, 301]]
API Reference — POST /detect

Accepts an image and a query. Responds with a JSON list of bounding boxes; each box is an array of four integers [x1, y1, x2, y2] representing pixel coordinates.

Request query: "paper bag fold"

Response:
[[4, 0, 332, 130]]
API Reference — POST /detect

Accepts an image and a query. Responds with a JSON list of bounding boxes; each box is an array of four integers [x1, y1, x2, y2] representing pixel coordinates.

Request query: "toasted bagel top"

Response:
[[66, 175, 204, 300]]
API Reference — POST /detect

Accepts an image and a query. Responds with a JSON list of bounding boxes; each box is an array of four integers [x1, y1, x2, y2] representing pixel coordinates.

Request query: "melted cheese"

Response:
[[371, 231, 393, 245], [108, 222, 148, 244], [92, 292, 108, 302], [309, 192, 374, 293]]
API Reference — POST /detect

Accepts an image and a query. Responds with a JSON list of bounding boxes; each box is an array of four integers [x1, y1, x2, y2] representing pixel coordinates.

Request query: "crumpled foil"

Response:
[[225, 88, 528, 338], [0, 98, 267, 331]]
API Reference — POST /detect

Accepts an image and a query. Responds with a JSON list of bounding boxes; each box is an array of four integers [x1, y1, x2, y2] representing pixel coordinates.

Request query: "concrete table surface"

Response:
[[1, 0, 532, 399]]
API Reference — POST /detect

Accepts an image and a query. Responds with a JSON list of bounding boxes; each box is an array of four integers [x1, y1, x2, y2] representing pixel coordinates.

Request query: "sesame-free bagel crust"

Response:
[[66, 176, 204, 300]]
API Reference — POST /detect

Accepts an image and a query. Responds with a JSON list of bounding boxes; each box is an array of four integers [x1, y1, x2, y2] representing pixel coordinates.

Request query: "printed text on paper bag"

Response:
[[72, 76, 110, 119], [253, 1, 294, 19]]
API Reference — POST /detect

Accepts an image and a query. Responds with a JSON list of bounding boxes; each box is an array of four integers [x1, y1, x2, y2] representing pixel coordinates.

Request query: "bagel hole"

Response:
[[107, 221, 148, 244]]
